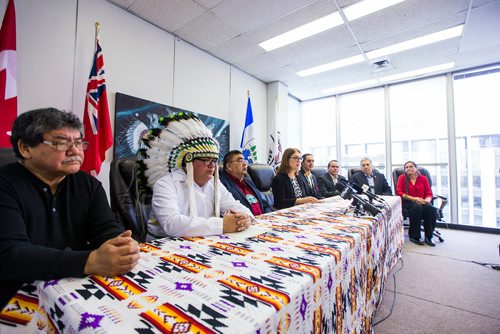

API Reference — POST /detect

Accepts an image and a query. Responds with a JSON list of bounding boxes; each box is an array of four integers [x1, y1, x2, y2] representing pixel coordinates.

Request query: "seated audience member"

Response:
[[272, 148, 319, 209], [351, 157, 392, 195], [396, 161, 437, 246], [140, 112, 253, 238], [317, 159, 347, 198], [298, 153, 322, 199], [0, 108, 139, 310], [220, 150, 273, 215]]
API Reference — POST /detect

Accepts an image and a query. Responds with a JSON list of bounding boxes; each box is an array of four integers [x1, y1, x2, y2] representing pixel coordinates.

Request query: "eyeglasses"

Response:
[[231, 157, 246, 163], [290, 156, 302, 161], [42, 139, 89, 151], [196, 158, 218, 166]]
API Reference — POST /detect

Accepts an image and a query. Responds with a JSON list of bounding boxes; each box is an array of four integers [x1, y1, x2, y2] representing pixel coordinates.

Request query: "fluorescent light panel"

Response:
[[299, 24, 463, 77], [366, 25, 463, 59], [259, 0, 409, 52], [259, 12, 343, 51], [322, 79, 379, 94], [297, 55, 365, 76], [320, 62, 455, 95], [344, 0, 406, 21], [379, 62, 455, 82]]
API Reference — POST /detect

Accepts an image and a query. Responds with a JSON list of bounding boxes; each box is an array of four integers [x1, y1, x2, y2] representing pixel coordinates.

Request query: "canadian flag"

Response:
[[0, 0, 16, 148]]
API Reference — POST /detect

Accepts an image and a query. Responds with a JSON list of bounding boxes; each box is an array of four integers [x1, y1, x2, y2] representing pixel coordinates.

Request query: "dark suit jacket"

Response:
[[298, 169, 323, 199], [219, 170, 272, 214], [317, 173, 347, 198], [351, 171, 392, 195], [271, 172, 310, 209]]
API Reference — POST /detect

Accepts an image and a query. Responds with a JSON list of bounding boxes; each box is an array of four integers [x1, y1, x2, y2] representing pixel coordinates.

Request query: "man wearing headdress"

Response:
[[139, 112, 253, 238]]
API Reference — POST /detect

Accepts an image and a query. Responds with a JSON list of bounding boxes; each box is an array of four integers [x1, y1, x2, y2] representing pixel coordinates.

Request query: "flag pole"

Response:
[[94, 22, 100, 49]]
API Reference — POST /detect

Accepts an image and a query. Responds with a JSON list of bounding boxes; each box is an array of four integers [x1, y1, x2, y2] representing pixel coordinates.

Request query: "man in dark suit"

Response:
[[298, 153, 323, 199], [220, 150, 273, 215], [318, 159, 347, 198], [351, 157, 392, 195]]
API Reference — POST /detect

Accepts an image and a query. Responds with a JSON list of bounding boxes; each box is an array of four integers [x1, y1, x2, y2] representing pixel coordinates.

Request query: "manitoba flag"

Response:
[[0, 0, 17, 148], [80, 30, 112, 175]]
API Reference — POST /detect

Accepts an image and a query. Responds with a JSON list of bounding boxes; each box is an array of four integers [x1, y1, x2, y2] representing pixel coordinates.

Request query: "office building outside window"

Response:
[[390, 77, 450, 221], [339, 88, 386, 176], [301, 97, 336, 167], [454, 67, 500, 228]]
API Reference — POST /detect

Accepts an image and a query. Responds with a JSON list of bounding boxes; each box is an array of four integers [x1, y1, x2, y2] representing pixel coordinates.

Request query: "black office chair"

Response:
[[0, 148, 18, 167], [348, 167, 379, 181], [109, 156, 151, 241], [311, 167, 327, 178], [247, 163, 275, 209], [392, 167, 447, 242]]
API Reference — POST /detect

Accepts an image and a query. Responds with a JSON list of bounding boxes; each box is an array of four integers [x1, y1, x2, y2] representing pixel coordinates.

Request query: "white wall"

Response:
[[7, 0, 273, 195]]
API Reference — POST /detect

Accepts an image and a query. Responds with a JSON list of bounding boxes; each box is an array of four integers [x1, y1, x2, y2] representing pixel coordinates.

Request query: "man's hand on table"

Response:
[[84, 230, 140, 276], [223, 209, 251, 233]]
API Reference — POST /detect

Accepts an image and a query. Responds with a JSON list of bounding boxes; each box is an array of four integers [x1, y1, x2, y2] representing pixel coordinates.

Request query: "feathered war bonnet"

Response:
[[137, 111, 221, 217]]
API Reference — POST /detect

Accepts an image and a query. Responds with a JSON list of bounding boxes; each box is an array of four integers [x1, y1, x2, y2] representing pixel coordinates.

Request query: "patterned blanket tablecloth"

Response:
[[1, 196, 403, 333]]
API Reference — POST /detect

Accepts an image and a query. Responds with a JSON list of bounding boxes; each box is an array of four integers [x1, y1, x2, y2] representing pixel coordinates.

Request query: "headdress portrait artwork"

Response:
[[137, 111, 220, 217]]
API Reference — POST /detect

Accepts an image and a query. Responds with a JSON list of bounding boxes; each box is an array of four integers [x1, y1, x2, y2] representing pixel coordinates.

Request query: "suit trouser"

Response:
[[403, 201, 436, 239]]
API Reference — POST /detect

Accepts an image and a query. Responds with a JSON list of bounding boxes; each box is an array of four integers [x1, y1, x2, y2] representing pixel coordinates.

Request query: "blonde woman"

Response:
[[271, 148, 319, 209]]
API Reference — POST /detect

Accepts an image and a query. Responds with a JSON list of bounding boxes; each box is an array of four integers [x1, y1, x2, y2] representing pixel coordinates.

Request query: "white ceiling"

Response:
[[106, 0, 500, 101]]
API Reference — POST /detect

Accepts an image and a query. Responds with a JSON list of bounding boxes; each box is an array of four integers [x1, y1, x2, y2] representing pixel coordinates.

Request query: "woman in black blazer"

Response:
[[271, 148, 319, 209]]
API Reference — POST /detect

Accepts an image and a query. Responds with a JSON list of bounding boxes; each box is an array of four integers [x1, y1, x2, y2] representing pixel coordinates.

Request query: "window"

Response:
[[389, 77, 450, 220], [339, 88, 385, 175], [454, 66, 500, 228], [301, 97, 336, 166]]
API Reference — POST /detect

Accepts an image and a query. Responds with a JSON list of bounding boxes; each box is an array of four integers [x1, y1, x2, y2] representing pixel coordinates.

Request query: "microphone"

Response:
[[335, 182, 381, 216], [360, 184, 386, 204], [339, 179, 385, 204]]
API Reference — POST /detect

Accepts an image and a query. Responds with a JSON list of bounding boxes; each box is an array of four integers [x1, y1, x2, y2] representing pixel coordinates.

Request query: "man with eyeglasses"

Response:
[[0, 108, 140, 311], [144, 112, 253, 239], [219, 150, 273, 215]]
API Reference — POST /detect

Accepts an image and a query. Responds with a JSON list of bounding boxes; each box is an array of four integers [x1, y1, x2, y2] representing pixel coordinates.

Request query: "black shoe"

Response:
[[409, 237, 424, 245], [425, 238, 436, 247]]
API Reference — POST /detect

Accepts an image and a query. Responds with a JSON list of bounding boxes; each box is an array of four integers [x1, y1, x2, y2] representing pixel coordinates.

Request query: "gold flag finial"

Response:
[[95, 22, 100, 30]]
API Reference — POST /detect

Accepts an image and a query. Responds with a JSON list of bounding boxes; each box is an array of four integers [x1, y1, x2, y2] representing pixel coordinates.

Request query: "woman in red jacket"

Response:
[[396, 161, 437, 246]]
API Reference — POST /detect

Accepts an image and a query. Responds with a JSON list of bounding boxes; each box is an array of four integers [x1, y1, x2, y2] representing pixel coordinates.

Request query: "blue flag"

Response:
[[240, 96, 258, 163]]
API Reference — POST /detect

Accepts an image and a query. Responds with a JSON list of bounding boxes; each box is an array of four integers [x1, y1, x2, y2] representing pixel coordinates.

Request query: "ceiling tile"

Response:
[[175, 12, 239, 50]]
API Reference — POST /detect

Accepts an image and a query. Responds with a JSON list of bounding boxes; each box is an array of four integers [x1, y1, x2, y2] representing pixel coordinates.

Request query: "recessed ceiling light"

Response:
[[322, 79, 379, 94], [344, 0, 407, 21], [379, 62, 455, 82], [259, 12, 343, 51]]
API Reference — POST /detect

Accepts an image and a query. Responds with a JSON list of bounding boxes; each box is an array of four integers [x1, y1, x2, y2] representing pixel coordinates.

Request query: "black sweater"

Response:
[[0, 163, 124, 309]]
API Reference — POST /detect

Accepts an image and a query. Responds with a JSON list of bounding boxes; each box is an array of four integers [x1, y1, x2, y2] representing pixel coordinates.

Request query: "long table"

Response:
[[1, 196, 403, 333]]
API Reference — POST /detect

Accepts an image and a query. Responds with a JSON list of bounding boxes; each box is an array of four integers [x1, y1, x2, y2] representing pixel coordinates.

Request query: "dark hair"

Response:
[[223, 150, 243, 170], [277, 148, 301, 175], [403, 160, 419, 195], [10, 108, 83, 158], [328, 160, 339, 168]]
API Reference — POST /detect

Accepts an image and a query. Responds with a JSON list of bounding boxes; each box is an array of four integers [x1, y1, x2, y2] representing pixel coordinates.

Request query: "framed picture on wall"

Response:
[[113, 92, 230, 160]]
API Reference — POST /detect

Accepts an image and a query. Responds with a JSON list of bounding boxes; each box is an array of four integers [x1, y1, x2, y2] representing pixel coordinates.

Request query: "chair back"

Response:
[[311, 167, 327, 178], [348, 168, 362, 181], [109, 157, 150, 241], [392, 166, 433, 191], [247, 163, 275, 207], [0, 148, 18, 167], [348, 167, 379, 181]]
